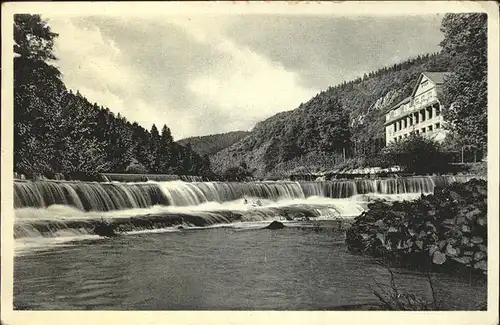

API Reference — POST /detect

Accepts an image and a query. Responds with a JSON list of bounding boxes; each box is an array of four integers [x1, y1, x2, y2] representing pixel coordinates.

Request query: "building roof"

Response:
[[410, 71, 451, 97], [388, 96, 411, 111], [422, 72, 452, 85]]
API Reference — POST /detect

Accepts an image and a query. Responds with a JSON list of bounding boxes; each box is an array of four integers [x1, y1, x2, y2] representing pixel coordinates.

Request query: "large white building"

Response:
[[384, 72, 450, 145]]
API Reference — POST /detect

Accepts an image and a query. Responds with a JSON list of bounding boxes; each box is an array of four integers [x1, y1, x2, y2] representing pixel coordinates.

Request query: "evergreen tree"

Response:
[[149, 124, 160, 172], [131, 122, 153, 172], [106, 115, 134, 172], [181, 142, 195, 175], [158, 124, 174, 172]]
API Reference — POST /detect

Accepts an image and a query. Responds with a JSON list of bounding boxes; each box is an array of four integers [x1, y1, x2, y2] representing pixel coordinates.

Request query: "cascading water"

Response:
[[14, 175, 474, 211], [13, 175, 478, 244]]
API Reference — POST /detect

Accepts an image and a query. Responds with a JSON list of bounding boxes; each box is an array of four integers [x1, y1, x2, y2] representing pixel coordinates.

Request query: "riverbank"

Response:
[[345, 179, 488, 281]]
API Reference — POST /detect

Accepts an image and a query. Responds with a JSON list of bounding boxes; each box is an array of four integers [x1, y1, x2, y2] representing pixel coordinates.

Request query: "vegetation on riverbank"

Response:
[[346, 179, 488, 278], [344, 178, 488, 310]]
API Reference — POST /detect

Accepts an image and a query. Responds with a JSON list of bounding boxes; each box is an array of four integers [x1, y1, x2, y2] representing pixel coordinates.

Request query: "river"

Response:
[[12, 175, 486, 310]]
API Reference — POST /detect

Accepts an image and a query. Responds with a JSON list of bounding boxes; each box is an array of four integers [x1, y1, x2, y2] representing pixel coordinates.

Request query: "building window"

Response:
[[422, 128, 426, 133], [420, 110, 426, 122], [428, 125, 433, 132], [394, 123, 397, 132], [435, 106, 441, 116], [416, 130, 419, 134], [428, 107, 433, 119], [409, 117, 413, 126], [435, 122, 441, 129], [403, 119, 407, 129]]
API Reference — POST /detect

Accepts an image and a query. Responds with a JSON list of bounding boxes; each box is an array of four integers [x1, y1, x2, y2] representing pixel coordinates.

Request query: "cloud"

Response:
[[181, 22, 316, 131], [225, 15, 444, 89], [42, 14, 444, 140], [47, 16, 161, 128]]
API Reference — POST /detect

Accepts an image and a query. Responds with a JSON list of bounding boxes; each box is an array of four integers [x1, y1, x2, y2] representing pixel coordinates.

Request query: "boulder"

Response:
[[266, 221, 285, 230], [93, 221, 118, 237]]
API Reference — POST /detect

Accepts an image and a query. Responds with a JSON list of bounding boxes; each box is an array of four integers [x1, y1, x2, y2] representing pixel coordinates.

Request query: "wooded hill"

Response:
[[211, 13, 487, 178], [177, 131, 251, 156], [211, 53, 449, 177]]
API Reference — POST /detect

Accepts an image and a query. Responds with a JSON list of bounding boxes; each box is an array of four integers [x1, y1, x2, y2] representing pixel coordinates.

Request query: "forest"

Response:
[[211, 13, 488, 177], [14, 14, 211, 180], [177, 131, 251, 156]]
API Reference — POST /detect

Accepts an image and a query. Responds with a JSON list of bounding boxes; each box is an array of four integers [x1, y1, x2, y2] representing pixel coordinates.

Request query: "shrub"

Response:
[[381, 134, 453, 174], [346, 178, 487, 277], [221, 162, 255, 181]]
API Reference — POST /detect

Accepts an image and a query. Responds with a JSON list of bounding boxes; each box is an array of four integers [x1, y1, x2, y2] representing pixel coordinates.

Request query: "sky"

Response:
[[44, 14, 444, 140]]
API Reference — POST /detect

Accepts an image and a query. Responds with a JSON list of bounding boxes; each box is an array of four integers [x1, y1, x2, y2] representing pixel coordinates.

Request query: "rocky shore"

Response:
[[345, 178, 488, 278]]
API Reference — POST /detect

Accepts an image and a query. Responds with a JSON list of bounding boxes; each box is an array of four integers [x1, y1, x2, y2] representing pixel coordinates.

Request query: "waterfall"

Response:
[[14, 181, 168, 211], [13, 175, 476, 212], [12, 175, 480, 242]]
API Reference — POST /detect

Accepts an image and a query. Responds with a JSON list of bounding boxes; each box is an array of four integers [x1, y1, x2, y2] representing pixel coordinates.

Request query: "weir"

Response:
[[14, 175, 475, 212], [13, 175, 480, 241]]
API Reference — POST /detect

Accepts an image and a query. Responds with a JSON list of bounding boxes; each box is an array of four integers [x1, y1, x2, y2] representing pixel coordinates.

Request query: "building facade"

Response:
[[384, 72, 450, 145]]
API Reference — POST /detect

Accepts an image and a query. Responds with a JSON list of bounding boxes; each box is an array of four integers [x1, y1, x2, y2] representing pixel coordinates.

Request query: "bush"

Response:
[[346, 179, 487, 277], [381, 134, 453, 174], [221, 162, 255, 181]]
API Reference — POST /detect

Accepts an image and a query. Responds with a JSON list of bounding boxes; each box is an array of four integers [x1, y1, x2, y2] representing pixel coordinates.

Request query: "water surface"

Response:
[[14, 225, 485, 310]]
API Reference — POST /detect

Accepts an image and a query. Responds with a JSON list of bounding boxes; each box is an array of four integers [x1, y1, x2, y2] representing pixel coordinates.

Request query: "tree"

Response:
[[14, 14, 58, 61], [56, 92, 109, 175], [158, 124, 174, 172], [222, 162, 254, 181], [181, 142, 195, 175], [106, 115, 134, 172], [12, 15, 215, 179], [131, 122, 153, 172], [440, 13, 487, 154], [14, 14, 64, 176], [126, 158, 149, 174], [381, 134, 452, 174], [149, 124, 160, 172]]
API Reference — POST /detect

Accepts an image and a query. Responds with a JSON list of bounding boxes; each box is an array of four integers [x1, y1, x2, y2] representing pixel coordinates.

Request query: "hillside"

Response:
[[211, 53, 451, 177], [177, 131, 250, 156]]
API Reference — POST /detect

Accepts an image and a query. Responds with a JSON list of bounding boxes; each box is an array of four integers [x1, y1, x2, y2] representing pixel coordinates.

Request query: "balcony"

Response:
[[385, 91, 439, 123], [387, 116, 446, 144]]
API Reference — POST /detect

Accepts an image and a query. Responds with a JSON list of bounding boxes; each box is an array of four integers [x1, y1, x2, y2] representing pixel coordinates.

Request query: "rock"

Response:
[[266, 221, 285, 230], [93, 221, 118, 237]]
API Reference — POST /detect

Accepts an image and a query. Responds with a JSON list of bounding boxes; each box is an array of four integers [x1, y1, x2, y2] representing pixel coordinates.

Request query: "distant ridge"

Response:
[[177, 131, 251, 156]]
